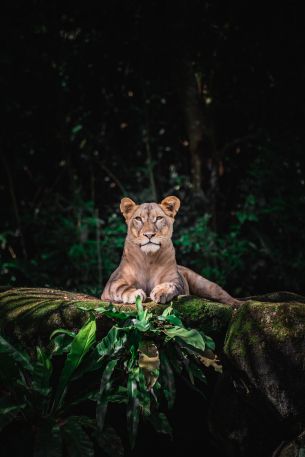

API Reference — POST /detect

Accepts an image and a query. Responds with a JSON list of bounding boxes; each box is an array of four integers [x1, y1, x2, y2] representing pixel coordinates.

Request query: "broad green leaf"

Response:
[[34, 422, 63, 457], [51, 334, 74, 355], [127, 342, 139, 370], [50, 329, 76, 355], [0, 335, 33, 372], [202, 334, 215, 351], [96, 358, 118, 432], [127, 368, 140, 449], [53, 317, 96, 410], [95, 326, 127, 359], [132, 319, 150, 332], [165, 314, 184, 327], [163, 327, 206, 353], [142, 308, 153, 322], [62, 417, 94, 457], [161, 304, 173, 317]]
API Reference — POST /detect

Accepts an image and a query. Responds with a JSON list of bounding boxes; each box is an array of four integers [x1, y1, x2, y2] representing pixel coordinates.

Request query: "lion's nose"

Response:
[[143, 231, 156, 240]]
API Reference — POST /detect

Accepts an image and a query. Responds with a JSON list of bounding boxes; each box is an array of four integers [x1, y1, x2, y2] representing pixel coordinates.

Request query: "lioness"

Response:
[[101, 196, 241, 307]]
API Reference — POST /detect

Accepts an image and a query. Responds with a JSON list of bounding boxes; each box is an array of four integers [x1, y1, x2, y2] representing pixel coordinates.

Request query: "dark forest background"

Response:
[[1, 1, 305, 298]]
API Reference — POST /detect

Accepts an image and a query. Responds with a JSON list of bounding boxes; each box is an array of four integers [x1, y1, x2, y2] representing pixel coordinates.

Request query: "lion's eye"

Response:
[[135, 216, 142, 222], [156, 216, 163, 221]]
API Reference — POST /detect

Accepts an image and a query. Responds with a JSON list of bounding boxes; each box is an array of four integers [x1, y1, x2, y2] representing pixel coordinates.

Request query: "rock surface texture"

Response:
[[0, 287, 304, 456], [209, 292, 305, 457]]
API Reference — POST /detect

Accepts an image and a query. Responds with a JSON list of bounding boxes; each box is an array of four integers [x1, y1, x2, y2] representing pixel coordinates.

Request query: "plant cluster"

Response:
[[0, 297, 216, 456]]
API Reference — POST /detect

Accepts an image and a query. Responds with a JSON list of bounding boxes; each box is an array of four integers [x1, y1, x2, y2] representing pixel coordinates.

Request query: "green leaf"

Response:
[[127, 368, 141, 449], [62, 417, 94, 457], [137, 369, 151, 414], [0, 335, 33, 372], [189, 361, 207, 385], [96, 358, 118, 432], [163, 327, 206, 353], [147, 412, 173, 437], [165, 314, 184, 327], [50, 329, 76, 355], [32, 347, 52, 392], [104, 386, 128, 404], [76, 327, 127, 377], [0, 398, 26, 431], [34, 422, 63, 457], [96, 326, 127, 359], [161, 304, 173, 317], [202, 334, 215, 351], [79, 304, 136, 321], [71, 124, 83, 134], [133, 319, 151, 332], [53, 317, 96, 410], [102, 305, 136, 320], [126, 341, 139, 370], [160, 352, 176, 409], [50, 329, 76, 340], [51, 334, 74, 355], [135, 295, 144, 320]]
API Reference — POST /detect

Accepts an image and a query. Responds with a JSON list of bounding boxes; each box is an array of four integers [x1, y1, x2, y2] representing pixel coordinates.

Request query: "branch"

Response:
[[98, 162, 128, 196]]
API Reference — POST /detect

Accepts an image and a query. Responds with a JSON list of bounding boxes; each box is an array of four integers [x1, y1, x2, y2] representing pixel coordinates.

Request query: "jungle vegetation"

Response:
[[1, 2, 305, 297]]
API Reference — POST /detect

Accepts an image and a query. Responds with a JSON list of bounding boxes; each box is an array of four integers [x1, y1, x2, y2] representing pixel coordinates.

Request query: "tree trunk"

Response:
[[174, 56, 220, 226]]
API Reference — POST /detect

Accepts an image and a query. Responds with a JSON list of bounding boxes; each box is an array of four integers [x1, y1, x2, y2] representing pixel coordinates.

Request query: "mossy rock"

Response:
[[208, 293, 305, 457], [224, 297, 305, 421], [0, 287, 233, 347]]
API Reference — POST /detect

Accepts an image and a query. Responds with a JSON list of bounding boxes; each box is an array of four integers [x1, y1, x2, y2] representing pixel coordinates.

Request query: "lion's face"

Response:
[[120, 196, 180, 254]]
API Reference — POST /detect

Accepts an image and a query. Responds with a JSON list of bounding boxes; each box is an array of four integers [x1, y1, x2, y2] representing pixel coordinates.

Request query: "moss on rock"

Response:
[[173, 295, 233, 337], [0, 288, 233, 346], [224, 297, 305, 421]]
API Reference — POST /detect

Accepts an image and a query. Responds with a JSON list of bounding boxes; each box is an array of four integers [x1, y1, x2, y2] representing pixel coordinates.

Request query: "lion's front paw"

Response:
[[122, 288, 146, 304], [150, 283, 177, 304]]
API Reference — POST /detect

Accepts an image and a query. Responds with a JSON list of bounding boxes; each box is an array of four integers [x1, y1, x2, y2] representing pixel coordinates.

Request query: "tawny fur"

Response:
[[101, 196, 241, 307]]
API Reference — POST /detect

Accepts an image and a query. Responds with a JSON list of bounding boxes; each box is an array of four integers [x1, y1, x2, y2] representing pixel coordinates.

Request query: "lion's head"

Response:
[[120, 196, 180, 254]]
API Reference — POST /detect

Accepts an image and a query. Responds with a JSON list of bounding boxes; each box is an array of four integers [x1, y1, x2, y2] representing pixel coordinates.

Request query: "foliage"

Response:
[[0, 297, 216, 455], [1, 2, 305, 297], [0, 195, 126, 296]]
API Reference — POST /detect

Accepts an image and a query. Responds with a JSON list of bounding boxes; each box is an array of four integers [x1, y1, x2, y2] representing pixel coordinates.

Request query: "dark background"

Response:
[[1, 1, 305, 298]]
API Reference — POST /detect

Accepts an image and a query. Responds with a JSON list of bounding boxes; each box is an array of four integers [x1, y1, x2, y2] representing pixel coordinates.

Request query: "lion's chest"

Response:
[[131, 264, 164, 294]]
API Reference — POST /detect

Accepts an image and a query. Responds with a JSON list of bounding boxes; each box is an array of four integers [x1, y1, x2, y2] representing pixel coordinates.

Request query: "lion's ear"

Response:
[[160, 196, 181, 218], [120, 197, 137, 220]]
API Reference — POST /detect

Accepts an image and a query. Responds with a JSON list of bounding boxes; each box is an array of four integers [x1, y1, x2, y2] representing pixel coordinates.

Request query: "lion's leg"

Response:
[[150, 272, 188, 304], [177, 265, 242, 307], [101, 278, 146, 304], [150, 282, 177, 304]]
